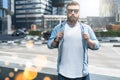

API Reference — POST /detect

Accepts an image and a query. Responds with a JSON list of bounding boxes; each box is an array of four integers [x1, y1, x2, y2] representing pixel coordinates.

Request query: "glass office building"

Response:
[[15, 0, 52, 29], [52, 0, 72, 15], [99, 0, 118, 17], [114, 0, 120, 22], [0, 0, 13, 34]]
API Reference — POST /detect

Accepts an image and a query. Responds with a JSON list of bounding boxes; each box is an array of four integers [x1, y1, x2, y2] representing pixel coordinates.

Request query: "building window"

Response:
[[41, 4, 46, 9], [0, 10, 2, 18], [16, 10, 26, 13], [16, 1, 25, 4], [41, 0, 48, 5], [3, 10, 7, 17], [16, 15, 25, 18], [16, 6, 24, 9]]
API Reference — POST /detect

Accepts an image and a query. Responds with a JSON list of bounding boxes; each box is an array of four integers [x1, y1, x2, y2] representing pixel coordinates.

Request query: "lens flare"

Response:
[[15, 72, 26, 80], [14, 68, 18, 72], [4, 61, 10, 66], [26, 40, 34, 48], [43, 76, 51, 80], [33, 55, 47, 70], [23, 66, 38, 80], [4, 77, 10, 80], [9, 72, 14, 78], [12, 55, 18, 60]]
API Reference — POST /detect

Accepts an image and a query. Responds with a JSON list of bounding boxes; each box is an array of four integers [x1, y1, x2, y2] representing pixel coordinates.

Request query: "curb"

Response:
[[97, 37, 120, 42], [98, 39, 120, 42], [113, 45, 120, 47]]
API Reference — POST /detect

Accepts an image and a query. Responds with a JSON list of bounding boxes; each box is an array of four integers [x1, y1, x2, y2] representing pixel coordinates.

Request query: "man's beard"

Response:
[[67, 16, 79, 26]]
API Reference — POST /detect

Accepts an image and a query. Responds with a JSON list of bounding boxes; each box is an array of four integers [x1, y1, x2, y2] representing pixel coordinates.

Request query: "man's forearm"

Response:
[[87, 39, 94, 49]]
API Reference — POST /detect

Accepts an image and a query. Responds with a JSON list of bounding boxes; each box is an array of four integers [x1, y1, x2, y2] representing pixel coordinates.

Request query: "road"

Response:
[[0, 34, 26, 41], [0, 42, 120, 80]]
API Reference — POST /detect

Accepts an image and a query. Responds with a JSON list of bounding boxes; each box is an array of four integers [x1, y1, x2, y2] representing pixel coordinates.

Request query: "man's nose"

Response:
[[71, 11, 75, 14]]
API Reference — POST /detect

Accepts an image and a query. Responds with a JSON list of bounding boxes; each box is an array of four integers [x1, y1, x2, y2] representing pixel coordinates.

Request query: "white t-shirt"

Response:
[[59, 22, 84, 78]]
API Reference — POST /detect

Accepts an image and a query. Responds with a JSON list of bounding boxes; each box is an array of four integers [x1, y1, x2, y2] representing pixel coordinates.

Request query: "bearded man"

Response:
[[47, 1, 100, 80]]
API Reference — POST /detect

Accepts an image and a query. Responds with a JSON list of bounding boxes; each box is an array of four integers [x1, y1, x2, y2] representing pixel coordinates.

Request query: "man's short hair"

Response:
[[66, 1, 80, 9]]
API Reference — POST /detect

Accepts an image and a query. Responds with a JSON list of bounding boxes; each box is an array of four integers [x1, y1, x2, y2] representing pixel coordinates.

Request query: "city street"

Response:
[[1, 0, 120, 80], [0, 42, 120, 80]]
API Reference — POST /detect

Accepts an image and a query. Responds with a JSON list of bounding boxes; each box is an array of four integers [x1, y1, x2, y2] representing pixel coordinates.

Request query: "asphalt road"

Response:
[[0, 42, 120, 80], [0, 34, 26, 41]]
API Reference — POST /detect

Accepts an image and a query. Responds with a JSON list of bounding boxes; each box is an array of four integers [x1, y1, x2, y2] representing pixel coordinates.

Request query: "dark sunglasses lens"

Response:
[[74, 10, 79, 13], [68, 9, 79, 13]]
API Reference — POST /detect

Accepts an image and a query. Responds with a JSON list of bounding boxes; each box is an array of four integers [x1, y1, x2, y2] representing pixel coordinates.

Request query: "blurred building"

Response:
[[0, 0, 14, 34], [47, 0, 87, 29], [86, 0, 118, 31], [43, 0, 70, 29], [99, 0, 118, 17], [87, 17, 115, 29], [52, 0, 72, 15], [14, 0, 52, 30], [114, 0, 120, 22], [114, 0, 120, 13]]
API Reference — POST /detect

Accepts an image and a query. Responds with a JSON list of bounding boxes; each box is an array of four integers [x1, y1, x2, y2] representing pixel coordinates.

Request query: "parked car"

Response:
[[11, 29, 26, 36], [42, 30, 52, 40]]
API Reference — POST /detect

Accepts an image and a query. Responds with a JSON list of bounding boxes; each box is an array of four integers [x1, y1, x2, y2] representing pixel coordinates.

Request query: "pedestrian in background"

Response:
[[47, 1, 100, 80]]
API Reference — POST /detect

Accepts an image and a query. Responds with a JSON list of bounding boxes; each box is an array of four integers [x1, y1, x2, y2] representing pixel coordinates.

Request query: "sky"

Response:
[[73, 0, 100, 18], [3, 0, 8, 9]]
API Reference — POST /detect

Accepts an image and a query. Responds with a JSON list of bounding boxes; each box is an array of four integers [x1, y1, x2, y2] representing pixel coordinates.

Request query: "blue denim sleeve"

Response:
[[88, 26, 100, 50], [47, 25, 60, 49]]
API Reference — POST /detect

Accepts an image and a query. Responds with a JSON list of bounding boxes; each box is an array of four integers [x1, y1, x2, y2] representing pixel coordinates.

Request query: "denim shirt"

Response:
[[47, 21, 100, 76]]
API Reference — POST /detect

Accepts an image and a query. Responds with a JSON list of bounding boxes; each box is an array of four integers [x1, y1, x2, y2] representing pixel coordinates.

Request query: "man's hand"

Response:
[[55, 32, 64, 42], [83, 33, 94, 48], [83, 33, 90, 42], [52, 32, 63, 47]]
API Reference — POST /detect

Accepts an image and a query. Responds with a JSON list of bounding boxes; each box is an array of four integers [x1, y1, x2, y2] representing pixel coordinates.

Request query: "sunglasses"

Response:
[[67, 9, 79, 14]]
